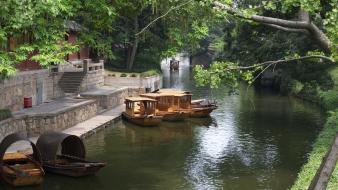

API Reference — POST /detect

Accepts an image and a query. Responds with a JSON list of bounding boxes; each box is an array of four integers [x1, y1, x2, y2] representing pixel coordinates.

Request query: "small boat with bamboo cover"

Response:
[[123, 97, 163, 126], [36, 131, 105, 177], [140, 93, 190, 121], [156, 89, 217, 118], [0, 133, 44, 187]]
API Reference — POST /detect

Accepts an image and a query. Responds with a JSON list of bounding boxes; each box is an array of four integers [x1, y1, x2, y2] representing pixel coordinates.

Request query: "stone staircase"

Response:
[[59, 72, 85, 93]]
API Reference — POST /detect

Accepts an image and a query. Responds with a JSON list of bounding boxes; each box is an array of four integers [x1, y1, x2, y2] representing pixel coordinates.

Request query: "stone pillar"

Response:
[[83, 59, 91, 74]]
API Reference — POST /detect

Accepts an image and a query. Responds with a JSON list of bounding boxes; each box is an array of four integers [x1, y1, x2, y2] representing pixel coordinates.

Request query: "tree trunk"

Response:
[[214, 1, 333, 53], [126, 16, 140, 70]]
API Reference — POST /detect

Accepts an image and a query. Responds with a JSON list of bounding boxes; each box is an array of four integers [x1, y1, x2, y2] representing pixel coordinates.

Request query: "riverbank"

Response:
[[291, 67, 338, 189], [291, 110, 338, 189]]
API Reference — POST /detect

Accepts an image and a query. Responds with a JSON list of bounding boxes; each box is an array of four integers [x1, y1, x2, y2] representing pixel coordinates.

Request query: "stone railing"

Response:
[[84, 59, 104, 74], [54, 59, 104, 73], [104, 74, 162, 92]]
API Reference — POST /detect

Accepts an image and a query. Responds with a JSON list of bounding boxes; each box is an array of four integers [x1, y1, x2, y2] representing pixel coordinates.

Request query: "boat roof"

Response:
[[157, 88, 192, 94], [0, 133, 42, 165], [125, 97, 158, 102], [142, 93, 188, 97], [36, 131, 85, 161]]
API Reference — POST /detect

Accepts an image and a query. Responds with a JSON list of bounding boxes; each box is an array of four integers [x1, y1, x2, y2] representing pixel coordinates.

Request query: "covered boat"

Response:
[[140, 93, 189, 121], [156, 89, 217, 118], [0, 133, 44, 186], [36, 131, 105, 177], [123, 97, 163, 126]]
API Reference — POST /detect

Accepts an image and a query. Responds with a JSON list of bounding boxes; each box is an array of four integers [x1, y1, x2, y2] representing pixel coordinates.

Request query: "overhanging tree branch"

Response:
[[216, 55, 335, 73], [262, 23, 310, 34], [213, 1, 332, 52], [135, 0, 193, 36]]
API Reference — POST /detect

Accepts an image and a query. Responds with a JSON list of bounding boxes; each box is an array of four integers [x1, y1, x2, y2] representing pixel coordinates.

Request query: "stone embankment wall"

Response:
[[0, 100, 98, 141], [0, 70, 64, 111], [104, 75, 162, 92]]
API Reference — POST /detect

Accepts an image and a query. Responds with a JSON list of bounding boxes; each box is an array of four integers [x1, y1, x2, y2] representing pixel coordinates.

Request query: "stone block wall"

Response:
[[80, 69, 105, 91], [0, 99, 98, 141], [24, 100, 98, 136], [0, 70, 64, 111], [0, 118, 26, 142]]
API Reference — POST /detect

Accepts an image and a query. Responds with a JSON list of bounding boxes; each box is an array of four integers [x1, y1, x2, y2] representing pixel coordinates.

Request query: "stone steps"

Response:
[[59, 72, 85, 93]]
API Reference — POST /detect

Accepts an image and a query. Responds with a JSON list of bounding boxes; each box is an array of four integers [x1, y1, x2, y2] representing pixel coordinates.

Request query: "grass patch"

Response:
[[319, 89, 338, 110], [291, 110, 338, 190], [140, 70, 160, 77], [0, 109, 12, 121], [328, 163, 338, 190]]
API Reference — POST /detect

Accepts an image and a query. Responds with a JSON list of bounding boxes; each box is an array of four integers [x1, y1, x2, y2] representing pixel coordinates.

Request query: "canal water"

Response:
[[2, 55, 325, 190]]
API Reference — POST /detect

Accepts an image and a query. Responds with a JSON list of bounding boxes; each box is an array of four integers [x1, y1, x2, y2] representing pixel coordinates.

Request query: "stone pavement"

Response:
[[7, 104, 125, 153], [80, 86, 122, 96], [13, 97, 95, 118], [63, 104, 125, 138]]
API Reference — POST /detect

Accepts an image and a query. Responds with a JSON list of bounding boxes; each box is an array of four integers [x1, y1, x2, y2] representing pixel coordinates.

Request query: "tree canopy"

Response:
[[0, 0, 337, 85]]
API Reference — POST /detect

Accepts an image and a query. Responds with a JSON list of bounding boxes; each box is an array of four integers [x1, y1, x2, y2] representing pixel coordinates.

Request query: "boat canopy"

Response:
[[157, 89, 192, 95], [0, 133, 42, 169], [141, 93, 188, 98], [125, 97, 157, 102], [36, 131, 85, 161]]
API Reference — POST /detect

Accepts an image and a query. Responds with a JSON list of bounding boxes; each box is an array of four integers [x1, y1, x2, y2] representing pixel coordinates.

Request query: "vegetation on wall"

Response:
[[0, 109, 12, 121]]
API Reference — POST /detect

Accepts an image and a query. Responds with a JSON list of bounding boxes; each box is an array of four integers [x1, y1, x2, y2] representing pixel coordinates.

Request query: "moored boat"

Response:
[[140, 93, 189, 121], [156, 89, 218, 117], [36, 131, 105, 177], [0, 133, 44, 187], [123, 97, 163, 126]]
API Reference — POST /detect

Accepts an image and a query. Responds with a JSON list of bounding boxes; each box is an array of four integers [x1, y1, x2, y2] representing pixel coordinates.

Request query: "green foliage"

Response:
[[120, 73, 127, 77], [328, 154, 338, 189], [291, 110, 338, 190], [194, 61, 256, 88], [140, 70, 160, 77], [0, 109, 12, 121], [194, 0, 337, 89], [319, 89, 338, 110], [0, 0, 80, 77]]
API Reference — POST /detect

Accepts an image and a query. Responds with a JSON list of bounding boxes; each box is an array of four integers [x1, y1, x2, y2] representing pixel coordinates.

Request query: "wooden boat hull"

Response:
[[43, 164, 104, 177], [157, 111, 188, 121], [2, 153, 44, 187], [43, 155, 105, 177], [1, 174, 43, 187], [189, 106, 217, 118], [122, 112, 162, 126]]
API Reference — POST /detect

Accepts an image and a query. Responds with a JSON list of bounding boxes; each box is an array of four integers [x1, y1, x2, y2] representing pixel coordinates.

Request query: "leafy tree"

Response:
[[0, 0, 80, 78], [193, 0, 337, 88]]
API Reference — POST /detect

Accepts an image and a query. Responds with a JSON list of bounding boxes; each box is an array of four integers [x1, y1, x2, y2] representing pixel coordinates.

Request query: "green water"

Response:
[[2, 55, 325, 190]]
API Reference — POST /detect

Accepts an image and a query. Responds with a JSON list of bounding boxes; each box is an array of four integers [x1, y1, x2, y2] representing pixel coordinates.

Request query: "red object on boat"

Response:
[[23, 97, 32, 108]]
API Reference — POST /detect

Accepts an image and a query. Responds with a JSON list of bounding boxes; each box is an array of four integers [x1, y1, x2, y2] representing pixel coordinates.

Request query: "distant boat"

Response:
[[170, 59, 179, 71], [36, 131, 105, 177], [0, 133, 44, 187], [123, 97, 163, 126]]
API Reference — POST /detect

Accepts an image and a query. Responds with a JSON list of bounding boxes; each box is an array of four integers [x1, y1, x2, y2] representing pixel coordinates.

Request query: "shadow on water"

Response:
[[3, 54, 325, 190]]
